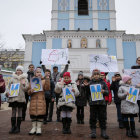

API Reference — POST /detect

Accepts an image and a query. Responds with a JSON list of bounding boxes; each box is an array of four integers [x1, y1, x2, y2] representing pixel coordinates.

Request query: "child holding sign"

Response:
[[118, 75, 139, 138], [55, 72, 79, 134], [6, 66, 28, 134], [85, 69, 109, 139], [28, 67, 50, 135]]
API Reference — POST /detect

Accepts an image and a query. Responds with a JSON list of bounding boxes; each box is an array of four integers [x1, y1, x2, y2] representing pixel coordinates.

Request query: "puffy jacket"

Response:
[[55, 79, 79, 109], [28, 77, 50, 116], [86, 78, 109, 106], [118, 82, 139, 114]]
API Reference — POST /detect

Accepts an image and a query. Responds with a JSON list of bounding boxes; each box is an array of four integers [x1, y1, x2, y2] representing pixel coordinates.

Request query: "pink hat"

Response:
[[122, 75, 132, 83]]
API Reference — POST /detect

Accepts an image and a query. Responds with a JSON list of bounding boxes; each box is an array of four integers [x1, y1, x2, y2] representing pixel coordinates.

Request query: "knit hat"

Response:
[[92, 69, 101, 75], [63, 72, 71, 78], [101, 72, 105, 76], [122, 75, 132, 83], [114, 72, 121, 77], [35, 67, 42, 73], [78, 71, 83, 76], [16, 65, 24, 72], [53, 66, 58, 69]]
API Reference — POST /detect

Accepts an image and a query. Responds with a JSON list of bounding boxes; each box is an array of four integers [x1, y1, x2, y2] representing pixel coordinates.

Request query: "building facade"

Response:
[[23, 0, 140, 80]]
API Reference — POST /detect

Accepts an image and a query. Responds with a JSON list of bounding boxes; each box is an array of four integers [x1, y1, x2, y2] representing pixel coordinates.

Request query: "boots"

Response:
[[14, 117, 22, 133], [29, 120, 37, 135], [80, 114, 84, 124], [9, 117, 16, 134], [36, 120, 42, 136], [66, 118, 72, 134], [130, 121, 138, 138], [43, 117, 47, 124], [76, 114, 80, 124], [62, 118, 67, 134], [119, 121, 124, 129], [124, 121, 132, 137], [90, 129, 96, 138], [101, 129, 109, 139]]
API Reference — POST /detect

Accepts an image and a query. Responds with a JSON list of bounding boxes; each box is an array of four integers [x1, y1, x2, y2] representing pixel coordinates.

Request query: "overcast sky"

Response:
[[0, 0, 140, 49]]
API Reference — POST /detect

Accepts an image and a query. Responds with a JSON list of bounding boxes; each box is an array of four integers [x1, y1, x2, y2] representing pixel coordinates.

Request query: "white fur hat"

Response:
[[16, 65, 24, 72]]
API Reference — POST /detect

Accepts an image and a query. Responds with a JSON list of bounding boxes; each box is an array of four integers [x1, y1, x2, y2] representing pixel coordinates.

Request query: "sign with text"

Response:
[[41, 49, 69, 65], [9, 83, 20, 97], [90, 54, 118, 72], [90, 84, 103, 101], [31, 77, 43, 92], [126, 87, 139, 104], [63, 87, 75, 103]]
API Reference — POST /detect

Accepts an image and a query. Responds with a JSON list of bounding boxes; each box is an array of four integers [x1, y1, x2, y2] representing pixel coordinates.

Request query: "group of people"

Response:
[[0, 57, 140, 139]]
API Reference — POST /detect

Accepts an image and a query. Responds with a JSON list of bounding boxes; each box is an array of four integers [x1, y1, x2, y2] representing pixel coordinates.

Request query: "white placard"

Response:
[[126, 87, 139, 104], [9, 83, 20, 98], [90, 84, 104, 101], [31, 77, 43, 93], [90, 54, 118, 72], [41, 49, 69, 65], [63, 87, 75, 103], [123, 69, 140, 86]]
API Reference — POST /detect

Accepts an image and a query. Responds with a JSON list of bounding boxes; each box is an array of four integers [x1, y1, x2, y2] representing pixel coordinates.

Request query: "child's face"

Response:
[[115, 75, 121, 81], [64, 76, 71, 82], [45, 71, 50, 77], [126, 79, 132, 85], [84, 79, 88, 84], [35, 70, 42, 77], [100, 74, 105, 80], [93, 74, 100, 80], [16, 70, 22, 76], [78, 75, 83, 80], [29, 65, 34, 72]]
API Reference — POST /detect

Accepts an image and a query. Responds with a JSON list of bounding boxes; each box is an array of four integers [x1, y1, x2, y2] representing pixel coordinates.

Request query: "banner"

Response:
[[126, 87, 139, 104], [9, 83, 20, 97], [90, 54, 118, 72], [31, 77, 43, 92], [63, 87, 75, 103], [123, 69, 140, 86], [41, 48, 69, 65], [90, 84, 103, 101]]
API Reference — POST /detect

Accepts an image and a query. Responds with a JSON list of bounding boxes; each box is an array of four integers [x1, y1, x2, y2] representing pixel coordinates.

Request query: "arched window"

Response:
[[81, 37, 87, 48], [67, 39, 72, 48], [78, 0, 88, 15]]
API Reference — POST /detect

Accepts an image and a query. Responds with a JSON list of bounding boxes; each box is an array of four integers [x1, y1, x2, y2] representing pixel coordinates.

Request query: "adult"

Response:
[[131, 56, 140, 122], [0, 74, 5, 109], [110, 72, 124, 129], [41, 60, 70, 122], [22, 64, 34, 121]]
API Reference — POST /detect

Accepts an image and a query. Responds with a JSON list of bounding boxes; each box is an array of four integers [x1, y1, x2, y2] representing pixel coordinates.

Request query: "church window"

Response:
[[81, 38, 87, 48], [78, 0, 88, 15], [67, 39, 72, 48]]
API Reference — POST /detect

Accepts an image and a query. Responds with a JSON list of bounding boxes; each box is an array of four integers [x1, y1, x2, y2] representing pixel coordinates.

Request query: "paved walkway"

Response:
[[0, 103, 140, 140]]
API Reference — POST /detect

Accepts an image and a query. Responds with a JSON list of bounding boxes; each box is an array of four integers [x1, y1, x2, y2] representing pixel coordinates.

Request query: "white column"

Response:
[[116, 38, 123, 59], [69, 0, 75, 30], [47, 38, 52, 49], [93, 12, 98, 30], [93, 0, 98, 10], [109, 0, 115, 11], [136, 41, 140, 57]]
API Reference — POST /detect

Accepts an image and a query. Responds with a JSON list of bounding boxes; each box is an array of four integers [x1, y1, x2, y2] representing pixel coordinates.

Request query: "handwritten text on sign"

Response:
[[31, 78, 43, 92], [63, 87, 75, 103], [9, 83, 20, 97], [90, 84, 103, 101], [126, 87, 139, 104], [41, 49, 69, 65]]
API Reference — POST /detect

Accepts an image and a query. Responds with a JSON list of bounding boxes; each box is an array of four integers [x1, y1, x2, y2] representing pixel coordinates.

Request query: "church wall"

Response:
[[122, 41, 137, 69]]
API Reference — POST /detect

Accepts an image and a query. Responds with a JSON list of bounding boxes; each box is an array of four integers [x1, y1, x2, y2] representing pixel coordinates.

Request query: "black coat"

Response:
[[131, 65, 140, 69], [86, 78, 109, 106], [27, 71, 34, 82], [110, 80, 121, 104], [75, 79, 87, 107]]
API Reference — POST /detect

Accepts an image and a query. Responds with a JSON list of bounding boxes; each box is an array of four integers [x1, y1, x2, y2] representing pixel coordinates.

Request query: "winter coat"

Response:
[[55, 79, 79, 109], [75, 79, 87, 106], [44, 79, 55, 99], [27, 70, 34, 82], [110, 80, 121, 104], [85, 78, 109, 106], [0, 74, 5, 94], [118, 82, 139, 115], [104, 79, 112, 103], [28, 77, 50, 116], [131, 65, 140, 69], [6, 73, 28, 103]]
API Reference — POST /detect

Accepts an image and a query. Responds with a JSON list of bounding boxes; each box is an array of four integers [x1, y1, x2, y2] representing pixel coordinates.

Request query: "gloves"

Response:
[[67, 60, 70, 64], [40, 60, 42, 64]]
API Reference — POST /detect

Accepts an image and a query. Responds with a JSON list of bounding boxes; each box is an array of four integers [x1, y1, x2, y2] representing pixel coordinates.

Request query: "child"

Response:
[[85, 69, 109, 139], [6, 66, 28, 134], [118, 75, 139, 138], [28, 67, 50, 135], [0, 74, 5, 109], [55, 72, 79, 134], [75, 71, 89, 124]]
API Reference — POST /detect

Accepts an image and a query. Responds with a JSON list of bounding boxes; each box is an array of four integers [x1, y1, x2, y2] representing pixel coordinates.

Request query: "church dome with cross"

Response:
[[23, 0, 140, 80]]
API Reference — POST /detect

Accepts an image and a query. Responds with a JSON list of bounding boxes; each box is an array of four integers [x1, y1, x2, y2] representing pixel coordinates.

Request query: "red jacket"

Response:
[[104, 79, 112, 103]]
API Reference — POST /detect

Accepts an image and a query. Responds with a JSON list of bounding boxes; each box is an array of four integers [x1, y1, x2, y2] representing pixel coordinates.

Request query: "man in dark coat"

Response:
[[22, 64, 34, 121], [110, 72, 124, 128]]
